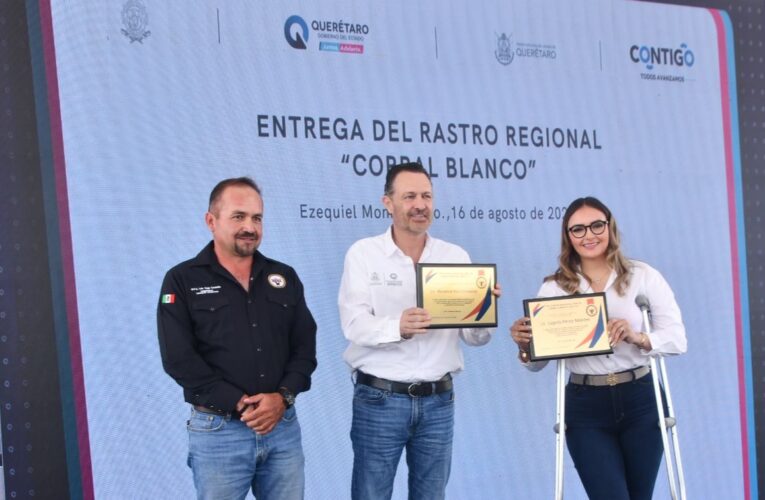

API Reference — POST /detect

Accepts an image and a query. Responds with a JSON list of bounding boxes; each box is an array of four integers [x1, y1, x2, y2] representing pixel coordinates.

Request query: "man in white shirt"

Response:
[[338, 162, 500, 500]]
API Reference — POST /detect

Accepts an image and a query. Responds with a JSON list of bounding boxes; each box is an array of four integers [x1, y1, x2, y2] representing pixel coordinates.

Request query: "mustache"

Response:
[[408, 209, 430, 216], [236, 231, 258, 239]]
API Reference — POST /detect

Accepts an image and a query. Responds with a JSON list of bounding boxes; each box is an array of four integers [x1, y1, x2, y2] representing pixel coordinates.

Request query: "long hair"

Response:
[[545, 197, 632, 295]]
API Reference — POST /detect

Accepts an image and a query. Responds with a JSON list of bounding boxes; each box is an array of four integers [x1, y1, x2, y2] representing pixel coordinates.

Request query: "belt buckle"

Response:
[[606, 373, 618, 386], [407, 383, 421, 397]]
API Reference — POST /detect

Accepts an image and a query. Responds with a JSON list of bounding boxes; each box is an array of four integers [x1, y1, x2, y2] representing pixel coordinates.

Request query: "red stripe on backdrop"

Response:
[[710, 8, 750, 500], [37, 1, 95, 498]]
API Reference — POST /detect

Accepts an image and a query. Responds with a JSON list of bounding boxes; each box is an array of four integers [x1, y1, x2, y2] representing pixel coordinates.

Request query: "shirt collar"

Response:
[[577, 268, 616, 293], [383, 226, 432, 259], [192, 241, 218, 266], [192, 240, 266, 278]]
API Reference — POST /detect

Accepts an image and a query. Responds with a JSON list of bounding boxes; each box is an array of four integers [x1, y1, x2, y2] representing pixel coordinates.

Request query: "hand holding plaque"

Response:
[[416, 264, 498, 329], [523, 293, 612, 360]]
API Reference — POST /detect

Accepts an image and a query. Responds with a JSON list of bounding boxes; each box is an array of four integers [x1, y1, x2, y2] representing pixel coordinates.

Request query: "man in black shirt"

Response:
[[158, 177, 317, 499]]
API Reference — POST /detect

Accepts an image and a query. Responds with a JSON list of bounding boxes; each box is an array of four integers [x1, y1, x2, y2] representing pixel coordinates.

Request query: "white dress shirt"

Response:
[[525, 260, 687, 375], [339, 227, 494, 382]]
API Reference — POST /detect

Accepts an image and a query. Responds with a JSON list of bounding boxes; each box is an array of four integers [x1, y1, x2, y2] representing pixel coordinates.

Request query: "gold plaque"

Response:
[[416, 264, 497, 328], [523, 293, 612, 361]]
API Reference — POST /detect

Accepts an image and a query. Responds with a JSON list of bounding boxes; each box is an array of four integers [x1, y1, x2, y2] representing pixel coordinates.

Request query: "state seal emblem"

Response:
[[495, 33, 514, 65], [121, 0, 151, 43]]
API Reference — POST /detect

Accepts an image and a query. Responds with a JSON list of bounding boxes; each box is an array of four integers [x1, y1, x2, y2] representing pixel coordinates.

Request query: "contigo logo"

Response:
[[629, 43, 695, 71]]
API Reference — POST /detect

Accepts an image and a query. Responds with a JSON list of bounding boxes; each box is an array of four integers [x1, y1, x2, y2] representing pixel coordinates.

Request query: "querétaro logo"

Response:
[[284, 15, 367, 54], [495, 29, 556, 67], [629, 43, 695, 71], [495, 33, 514, 65], [121, 0, 151, 43], [285, 15, 309, 49]]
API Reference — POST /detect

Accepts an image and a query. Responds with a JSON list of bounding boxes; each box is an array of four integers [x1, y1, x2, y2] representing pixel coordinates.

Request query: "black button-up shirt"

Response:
[[157, 242, 317, 413]]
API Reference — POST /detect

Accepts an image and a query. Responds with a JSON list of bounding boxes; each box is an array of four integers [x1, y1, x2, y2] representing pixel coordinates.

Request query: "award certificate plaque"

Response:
[[523, 293, 612, 361], [416, 264, 497, 329]]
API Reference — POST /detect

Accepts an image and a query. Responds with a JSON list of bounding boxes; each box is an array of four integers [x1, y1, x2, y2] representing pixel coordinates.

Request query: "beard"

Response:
[[233, 231, 259, 257]]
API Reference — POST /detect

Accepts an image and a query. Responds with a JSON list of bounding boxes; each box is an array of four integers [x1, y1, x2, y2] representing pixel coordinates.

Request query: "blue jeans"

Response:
[[565, 375, 665, 500], [350, 382, 455, 500], [187, 405, 304, 500]]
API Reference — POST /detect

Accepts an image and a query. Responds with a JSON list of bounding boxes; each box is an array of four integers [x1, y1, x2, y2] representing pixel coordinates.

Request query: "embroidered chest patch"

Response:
[[268, 274, 287, 288]]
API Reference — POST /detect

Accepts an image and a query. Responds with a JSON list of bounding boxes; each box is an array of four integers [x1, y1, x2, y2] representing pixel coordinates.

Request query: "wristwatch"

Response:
[[518, 348, 530, 363], [278, 387, 295, 409]]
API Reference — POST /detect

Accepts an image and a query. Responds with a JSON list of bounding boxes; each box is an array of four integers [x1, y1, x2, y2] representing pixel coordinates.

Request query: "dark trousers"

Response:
[[565, 375, 665, 500]]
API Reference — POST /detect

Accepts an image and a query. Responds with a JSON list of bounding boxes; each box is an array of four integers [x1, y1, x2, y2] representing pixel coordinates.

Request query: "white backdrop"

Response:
[[50, 1, 744, 498]]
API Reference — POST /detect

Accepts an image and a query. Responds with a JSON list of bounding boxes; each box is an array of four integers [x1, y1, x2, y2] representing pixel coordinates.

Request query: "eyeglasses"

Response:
[[568, 220, 609, 238]]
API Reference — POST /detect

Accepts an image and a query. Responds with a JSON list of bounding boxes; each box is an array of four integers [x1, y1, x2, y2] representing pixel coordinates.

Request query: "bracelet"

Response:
[[639, 333, 649, 350]]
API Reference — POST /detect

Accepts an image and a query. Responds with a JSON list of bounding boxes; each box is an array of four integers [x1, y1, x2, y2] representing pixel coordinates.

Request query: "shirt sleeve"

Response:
[[459, 328, 493, 346], [338, 244, 404, 347], [279, 270, 318, 395], [157, 269, 243, 412], [640, 266, 688, 356]]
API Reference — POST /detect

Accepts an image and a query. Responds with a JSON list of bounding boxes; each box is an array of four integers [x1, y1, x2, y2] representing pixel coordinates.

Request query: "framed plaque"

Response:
[[523, 293, 612, 361], [416, 263, 497, 329]]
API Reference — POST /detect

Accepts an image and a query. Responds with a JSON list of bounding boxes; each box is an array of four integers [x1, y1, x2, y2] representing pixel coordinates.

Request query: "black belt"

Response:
[[193, 405, 243, 420], [356, 371, 452, 397]]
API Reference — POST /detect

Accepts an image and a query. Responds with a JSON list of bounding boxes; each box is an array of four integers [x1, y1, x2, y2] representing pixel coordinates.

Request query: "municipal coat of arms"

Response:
[[121, 0, 151, 43], [495, 33, 514, 65]]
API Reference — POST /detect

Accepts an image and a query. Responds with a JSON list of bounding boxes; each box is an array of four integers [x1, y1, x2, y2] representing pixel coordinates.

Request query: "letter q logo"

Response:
[[284, 15, 309, 49]]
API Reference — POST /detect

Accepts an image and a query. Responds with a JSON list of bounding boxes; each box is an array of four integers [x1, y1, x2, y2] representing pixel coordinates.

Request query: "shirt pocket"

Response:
[[265, 290, 298, 335], [190, 295, 231, 340]]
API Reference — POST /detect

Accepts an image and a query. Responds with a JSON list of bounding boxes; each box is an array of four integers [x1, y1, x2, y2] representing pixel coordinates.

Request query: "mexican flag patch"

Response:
[[161, 294, 176, 304]]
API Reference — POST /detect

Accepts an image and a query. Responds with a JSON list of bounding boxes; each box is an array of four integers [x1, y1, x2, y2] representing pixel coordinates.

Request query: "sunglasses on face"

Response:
[[567, 220, 609, 239]]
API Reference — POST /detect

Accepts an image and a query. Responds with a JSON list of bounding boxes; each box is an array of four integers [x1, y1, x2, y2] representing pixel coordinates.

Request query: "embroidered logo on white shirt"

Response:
[[385, 272, 402, 286]]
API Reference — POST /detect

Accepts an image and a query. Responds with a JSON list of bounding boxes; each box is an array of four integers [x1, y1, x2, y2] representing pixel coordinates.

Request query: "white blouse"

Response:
[[524, 260, 687, 375]]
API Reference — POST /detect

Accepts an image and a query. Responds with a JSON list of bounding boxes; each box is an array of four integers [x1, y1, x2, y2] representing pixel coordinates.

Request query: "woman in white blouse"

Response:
[[510, 196, 687, 500]]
